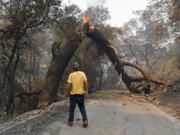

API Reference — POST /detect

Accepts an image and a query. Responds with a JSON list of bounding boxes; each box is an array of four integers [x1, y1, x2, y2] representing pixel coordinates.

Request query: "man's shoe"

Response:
[[83, 119, 88, 127], [68, 121, 73, 127]]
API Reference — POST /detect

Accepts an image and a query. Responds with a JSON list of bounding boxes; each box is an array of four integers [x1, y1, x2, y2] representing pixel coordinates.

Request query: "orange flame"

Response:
[[82, 14, 94, 32], [82, 14, 90, 24]]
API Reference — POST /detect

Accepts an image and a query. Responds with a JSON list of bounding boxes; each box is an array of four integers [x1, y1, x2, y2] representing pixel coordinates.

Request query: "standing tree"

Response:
[[38, 4, 84, 108]]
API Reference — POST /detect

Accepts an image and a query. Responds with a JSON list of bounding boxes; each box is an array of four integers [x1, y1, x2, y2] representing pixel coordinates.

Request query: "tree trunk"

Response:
[[27, 49, 32, 93], [85, 29, 133, 90], [85, 27, 168, 93], [37, 39, 79, 108]]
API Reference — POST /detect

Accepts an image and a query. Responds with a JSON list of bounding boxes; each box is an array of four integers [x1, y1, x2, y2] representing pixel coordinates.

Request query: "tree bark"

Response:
[[37, 39, 79, 108], [27, 49, 32, 93]]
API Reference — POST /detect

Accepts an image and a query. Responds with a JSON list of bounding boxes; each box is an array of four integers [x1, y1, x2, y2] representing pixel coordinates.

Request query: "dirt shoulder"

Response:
[[157, 90, 180, 120]]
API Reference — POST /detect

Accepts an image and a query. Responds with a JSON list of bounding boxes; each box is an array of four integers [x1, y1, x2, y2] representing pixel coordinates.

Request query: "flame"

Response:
[[82, 14, 94, 32], [82, 14, 90, 24]]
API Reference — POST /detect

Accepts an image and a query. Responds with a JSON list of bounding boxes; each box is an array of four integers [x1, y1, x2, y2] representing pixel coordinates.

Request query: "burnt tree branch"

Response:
[[84, 24, 169, 93]]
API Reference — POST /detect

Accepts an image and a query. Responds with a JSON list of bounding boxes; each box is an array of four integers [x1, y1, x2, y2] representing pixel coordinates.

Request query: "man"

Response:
[[64, 62, 88, 127]]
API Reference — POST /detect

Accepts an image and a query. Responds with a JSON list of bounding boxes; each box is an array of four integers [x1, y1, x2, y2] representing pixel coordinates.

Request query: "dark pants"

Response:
[[69, 94, 87, 122]]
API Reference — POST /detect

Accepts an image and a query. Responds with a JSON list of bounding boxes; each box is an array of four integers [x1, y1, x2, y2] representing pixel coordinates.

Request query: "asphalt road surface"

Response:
[[40, 100, 180, 135]]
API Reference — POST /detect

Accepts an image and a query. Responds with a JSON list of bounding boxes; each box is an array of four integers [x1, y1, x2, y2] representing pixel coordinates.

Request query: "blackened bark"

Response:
[[86, 29, 133, 90], [38, 39, 79, 108]]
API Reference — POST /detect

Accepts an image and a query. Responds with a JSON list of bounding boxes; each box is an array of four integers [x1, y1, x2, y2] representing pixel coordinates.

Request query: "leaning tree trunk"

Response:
[[85, 29, 136, 92], [83, 23, 168, 93], [38, 39, 79, 108]]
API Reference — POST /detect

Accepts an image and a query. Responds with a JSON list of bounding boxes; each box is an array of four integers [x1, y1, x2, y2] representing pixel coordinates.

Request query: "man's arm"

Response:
[[64, 83, 71, 97], [84, 80, 88, 96]]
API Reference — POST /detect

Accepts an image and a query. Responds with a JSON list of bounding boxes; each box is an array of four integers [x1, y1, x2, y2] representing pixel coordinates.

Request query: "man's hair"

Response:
[[73, 62, 79, 71]]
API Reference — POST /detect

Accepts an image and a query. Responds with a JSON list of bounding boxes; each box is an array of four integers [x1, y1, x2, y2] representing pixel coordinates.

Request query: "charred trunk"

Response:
[[86, 29, 135, 92], [38, 39, 79, 108]]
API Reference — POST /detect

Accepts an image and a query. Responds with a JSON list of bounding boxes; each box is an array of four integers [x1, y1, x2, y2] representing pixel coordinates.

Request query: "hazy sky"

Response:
[[64, 0, 148, 27]]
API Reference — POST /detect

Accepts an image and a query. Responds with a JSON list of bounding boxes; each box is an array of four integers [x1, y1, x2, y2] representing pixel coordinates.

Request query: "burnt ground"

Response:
[[0, 102, 69, 135], [157, 88, 180, 120]]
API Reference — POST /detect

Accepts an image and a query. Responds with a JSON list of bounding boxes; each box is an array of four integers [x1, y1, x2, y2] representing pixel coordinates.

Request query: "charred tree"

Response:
[[38, 39, 79, 108], [83, 20, 168, 93]]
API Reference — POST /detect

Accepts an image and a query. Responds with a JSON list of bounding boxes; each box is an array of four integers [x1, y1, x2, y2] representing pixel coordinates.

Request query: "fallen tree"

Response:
[[82, 15, 170, 93]]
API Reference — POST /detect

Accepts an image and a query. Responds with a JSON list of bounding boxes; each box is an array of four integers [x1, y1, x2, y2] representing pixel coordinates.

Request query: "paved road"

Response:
[[40, 100, 180, 135]]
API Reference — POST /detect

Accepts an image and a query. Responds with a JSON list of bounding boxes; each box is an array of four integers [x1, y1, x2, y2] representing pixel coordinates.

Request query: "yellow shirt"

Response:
[[67, 71, 87, 95]]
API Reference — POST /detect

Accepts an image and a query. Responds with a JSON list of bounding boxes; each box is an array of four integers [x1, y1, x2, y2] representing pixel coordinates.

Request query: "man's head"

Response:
[[73, 62, 79, 71]]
